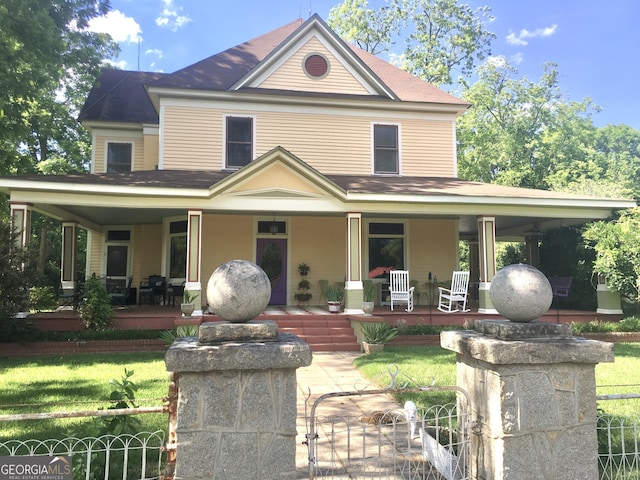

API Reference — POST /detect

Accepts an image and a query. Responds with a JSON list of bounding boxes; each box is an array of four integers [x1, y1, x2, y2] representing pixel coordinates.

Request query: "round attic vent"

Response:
[[303, 53, 329, 79]]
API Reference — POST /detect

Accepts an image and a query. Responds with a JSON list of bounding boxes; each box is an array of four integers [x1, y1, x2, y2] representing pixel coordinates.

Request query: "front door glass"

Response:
[[257, 238, 287, 305]]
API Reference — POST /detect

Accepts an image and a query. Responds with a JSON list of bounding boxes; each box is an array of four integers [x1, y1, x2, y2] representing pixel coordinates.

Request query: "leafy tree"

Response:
[[0, 218, 36, 339], [457, 59, 599, 189], [328, 0, 495, 87], [583, 208, 640, 305]]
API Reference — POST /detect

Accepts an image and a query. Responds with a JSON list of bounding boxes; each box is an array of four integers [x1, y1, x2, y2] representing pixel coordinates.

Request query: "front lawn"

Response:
[[354, 344, 640, 417], [0, 352, 168, 442]]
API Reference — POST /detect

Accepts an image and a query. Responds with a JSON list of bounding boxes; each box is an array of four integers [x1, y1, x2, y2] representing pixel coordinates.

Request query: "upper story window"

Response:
[[373, 124, 399, 174], [225, 115, 255, 169], [107, 142, 132, 173]]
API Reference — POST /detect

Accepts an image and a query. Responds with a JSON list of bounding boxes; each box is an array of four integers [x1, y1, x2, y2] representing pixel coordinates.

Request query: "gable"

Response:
[[226, 161, 327, 198], [251, 36, 371, 96]]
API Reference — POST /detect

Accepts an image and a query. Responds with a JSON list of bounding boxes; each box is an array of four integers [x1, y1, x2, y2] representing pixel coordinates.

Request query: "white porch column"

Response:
[[477, 216, 497, 314], [10, 203, 31, 249], [61, 222, 79, 289], [596, 275, 623, 315], [344, 213, 364, 314], [186, 210, 203, 315]]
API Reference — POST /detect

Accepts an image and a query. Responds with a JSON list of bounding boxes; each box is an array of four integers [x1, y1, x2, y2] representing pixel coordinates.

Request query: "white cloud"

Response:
[[156, 0, 191, 32], [510, 52, 524, 65], [506, 24, 558, 46], [145, 48, 163, 59], [87, 10, 142, 44]]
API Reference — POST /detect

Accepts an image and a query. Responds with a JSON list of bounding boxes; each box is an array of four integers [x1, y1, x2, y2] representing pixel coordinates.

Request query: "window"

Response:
[[373, 124, 399, 174], [368, 222, 405, 278], [105, 229, 131, 277], [107, 143, 132, 173], [169, 220, 187, 278], [225, 116, 254, 169]]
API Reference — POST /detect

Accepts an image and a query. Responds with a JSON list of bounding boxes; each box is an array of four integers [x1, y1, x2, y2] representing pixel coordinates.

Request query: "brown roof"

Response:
[[79, 70, 166, 123], [0, 169, 596, 201], [80, 15, 467, 123]]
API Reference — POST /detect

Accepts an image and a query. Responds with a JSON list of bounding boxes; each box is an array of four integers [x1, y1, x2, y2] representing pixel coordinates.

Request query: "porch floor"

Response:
[[30, 303, 622, 352]]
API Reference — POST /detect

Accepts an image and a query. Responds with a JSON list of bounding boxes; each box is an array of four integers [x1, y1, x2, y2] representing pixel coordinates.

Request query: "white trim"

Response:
[[222, 114, 257, 170], [452, 121, 458, 178], [158, 105, 166, 169], [101, 226, 133, 278], [371, 122, 402, 175], [596, 308, 624, 314], [104, 140, 135, 173]]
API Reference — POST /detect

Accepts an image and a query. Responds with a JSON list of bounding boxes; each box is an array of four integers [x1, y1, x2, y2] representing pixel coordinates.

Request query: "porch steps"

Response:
[[271, 316, 361, 352]]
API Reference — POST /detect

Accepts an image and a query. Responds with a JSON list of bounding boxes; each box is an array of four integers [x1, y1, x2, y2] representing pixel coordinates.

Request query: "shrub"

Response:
[[360, 322, 398, 344], [29, 286, 58, 312], [78, 274, 113, 330]]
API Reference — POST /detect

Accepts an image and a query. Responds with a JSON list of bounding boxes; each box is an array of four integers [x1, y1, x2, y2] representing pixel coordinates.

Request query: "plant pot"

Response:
[[327, 301, 341, 313], [181, 302, 195, 317], [363, 342, 384, 354], [362, 301, 375, 315]]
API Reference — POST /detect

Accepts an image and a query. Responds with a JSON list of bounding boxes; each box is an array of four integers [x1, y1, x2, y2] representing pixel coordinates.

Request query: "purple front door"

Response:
[[256, 238, 287, 305]]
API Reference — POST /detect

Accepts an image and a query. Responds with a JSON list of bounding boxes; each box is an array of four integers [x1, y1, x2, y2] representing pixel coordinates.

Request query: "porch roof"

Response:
[[0, 167, 634, 239]]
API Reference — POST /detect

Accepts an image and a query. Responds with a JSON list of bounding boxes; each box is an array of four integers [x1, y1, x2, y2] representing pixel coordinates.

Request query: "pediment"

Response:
[[233, 15, 396, 99], [210, 146, 346, 201]]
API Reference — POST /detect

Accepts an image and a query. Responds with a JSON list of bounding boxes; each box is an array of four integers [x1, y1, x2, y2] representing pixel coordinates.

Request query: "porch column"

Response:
[[344, 213, 364, 314], [61, 222, 79, 289], [10, 203, 31, 249], [186, 210, 203, 315], [596, 275, 623, 315], [477, 216, 497, 313], [525, 229, 542, 268]]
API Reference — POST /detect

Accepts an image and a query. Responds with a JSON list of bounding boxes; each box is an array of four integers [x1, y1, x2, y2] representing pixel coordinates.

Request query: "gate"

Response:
[[304, 367, 472, 480]]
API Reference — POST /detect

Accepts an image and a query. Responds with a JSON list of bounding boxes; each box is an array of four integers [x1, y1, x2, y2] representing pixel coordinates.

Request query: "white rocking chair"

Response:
[[437, 271, 470, 313], [389, 270, 415, 312]]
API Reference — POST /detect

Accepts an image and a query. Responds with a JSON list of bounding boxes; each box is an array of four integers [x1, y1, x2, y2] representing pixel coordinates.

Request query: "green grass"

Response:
[[0, 352, 168, 442], [354, 344, 640, 417]]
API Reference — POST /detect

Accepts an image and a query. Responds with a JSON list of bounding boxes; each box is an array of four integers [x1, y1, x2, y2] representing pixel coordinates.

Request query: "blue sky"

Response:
[[88, 0, 640, 129]]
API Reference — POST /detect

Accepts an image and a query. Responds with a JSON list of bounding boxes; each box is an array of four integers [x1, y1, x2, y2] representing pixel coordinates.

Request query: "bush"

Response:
[[29, 286, 58, 312], [78, 274, 113, 330]]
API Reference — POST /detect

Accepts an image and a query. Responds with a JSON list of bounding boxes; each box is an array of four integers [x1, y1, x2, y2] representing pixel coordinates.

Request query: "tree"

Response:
[[328, 0, 495, 87], [0, 0, 118, 175], [457, 59, 599, 189], [583, 208, 640, 306], [0, 218, 35, 339]]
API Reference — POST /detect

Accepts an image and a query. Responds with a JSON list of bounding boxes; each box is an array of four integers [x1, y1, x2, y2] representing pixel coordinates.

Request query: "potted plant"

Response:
[[295, 263, 312, 303], [362, 280, 375, 315], [181, 289, 200, 317], [360, 321, 398, 353], [325, 284, 344, 313]]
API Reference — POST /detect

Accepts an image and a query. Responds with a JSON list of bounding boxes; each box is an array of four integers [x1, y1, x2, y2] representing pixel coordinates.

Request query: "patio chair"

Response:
[[389, 270, 415, 312], [437, 271, 470, 313], [139, 275, 166, 305], [167, 281, 185, 307], [106, 277, 132, 306]]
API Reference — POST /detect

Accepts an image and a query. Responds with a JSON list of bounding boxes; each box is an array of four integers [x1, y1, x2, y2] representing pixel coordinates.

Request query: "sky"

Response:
[[87, 0, 640, 130]]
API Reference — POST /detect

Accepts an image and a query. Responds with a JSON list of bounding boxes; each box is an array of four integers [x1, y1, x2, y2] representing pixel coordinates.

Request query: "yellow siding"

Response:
[[143, 133, 159, 170], [162, 107, 221, 170], [93, 133, 144, 173], [200, 215, 254, 282], [259, 37, 370, 96], [230, 162, 323, 195], [161, 104, 455, 176], [408, 219, 458, 282], [135, 224, 163, 280], [291, 216, 346, 305]]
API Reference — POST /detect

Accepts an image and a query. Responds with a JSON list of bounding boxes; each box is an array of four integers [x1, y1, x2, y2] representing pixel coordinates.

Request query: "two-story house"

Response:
[[1, 15, 633, 316]]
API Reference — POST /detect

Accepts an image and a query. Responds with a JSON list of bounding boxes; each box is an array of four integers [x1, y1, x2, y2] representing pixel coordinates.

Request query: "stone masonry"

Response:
[[442, 320, 614, 480]]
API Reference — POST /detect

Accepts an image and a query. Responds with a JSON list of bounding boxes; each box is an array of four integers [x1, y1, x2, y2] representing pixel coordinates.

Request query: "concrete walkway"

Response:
[[294, 352, 402, 478]]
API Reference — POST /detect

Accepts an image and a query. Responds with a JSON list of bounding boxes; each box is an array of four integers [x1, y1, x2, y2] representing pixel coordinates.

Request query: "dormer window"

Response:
[[224, 115, 255, 169], [107, 142, 132, 173], [373, 124, 400, 174]]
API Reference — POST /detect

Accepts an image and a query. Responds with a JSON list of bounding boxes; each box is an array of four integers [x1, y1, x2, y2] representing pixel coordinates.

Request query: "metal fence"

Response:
[[597, 387, 640, 480], [304, 369, 472, 480], [0, 373, 178, 480]]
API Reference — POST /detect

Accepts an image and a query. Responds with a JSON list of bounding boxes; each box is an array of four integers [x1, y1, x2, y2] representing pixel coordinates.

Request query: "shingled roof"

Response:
[[79, 15, 468, 123]]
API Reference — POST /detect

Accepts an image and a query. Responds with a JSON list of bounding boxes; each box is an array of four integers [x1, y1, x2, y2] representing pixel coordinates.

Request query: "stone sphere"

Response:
[[207, 260, 271, 323], [489, 264, 552, 323]]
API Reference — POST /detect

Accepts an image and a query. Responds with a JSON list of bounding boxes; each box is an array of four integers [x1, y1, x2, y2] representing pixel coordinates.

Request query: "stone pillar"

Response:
[[165, 321, 312, 480], [441, 320, 614, 480]]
